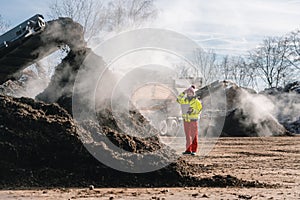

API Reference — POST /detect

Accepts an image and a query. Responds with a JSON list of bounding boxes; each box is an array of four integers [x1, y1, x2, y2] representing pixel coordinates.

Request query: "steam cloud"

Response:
[[238, 89, 279, 136]]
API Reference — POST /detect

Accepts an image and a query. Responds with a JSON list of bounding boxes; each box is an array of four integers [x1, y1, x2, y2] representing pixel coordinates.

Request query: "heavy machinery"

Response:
[[0, 14, 47, 83], [0, 14, 85, 85], [0, 14, 45, 50]]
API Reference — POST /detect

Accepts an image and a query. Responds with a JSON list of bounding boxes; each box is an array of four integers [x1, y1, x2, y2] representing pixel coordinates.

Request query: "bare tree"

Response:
[[219, 55, 256, 88], [105, 0, 157, 32], [193, 48, 218, 84], [248, 37, 293, 88], [48, 0, 157, 41], [48, 0, 106, 42], [286, 30, 300, 70], [0, 14, 9, 34], [220, 55, 230, 80], [232, 56, 256, 88], [176, 64, 191, 79]]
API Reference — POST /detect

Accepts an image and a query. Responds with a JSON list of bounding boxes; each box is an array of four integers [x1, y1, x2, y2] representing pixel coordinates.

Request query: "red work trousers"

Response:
[[183, 121, 198, 152]]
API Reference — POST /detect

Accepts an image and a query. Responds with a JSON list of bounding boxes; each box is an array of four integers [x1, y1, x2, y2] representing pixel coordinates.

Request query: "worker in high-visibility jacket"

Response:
[[177, 85, 202, 156]]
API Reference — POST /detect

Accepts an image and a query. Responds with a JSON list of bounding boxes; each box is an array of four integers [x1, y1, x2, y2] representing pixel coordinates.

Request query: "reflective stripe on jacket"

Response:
[[177, 92, 202, 122]]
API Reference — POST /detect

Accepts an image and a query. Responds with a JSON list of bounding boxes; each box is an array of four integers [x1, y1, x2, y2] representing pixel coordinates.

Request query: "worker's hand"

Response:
[[187, 107, 193, 114]]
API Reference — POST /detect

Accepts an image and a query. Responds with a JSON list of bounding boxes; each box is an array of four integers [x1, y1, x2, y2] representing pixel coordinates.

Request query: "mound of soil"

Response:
[[201, 82, 292, 137], [222, 108, 290, 137], [259, 81, 300, 134], [222, 84, 292, 136], [0, 94, 269, 188]]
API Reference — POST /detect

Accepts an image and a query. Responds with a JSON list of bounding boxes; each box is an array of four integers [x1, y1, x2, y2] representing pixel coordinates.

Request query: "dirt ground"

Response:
[[1, 136, 299, 200]]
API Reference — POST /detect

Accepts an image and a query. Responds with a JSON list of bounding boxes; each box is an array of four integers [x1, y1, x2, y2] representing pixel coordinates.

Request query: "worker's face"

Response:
[[187, 90, 194, 97]]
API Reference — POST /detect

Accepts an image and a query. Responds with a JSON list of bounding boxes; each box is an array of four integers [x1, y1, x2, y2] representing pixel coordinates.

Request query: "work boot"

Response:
[[182, 151, 191, 155]]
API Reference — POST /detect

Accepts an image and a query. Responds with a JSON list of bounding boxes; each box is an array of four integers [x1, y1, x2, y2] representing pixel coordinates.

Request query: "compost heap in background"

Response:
[[201, 81, 294, 137], [260, 81, 300, 134]]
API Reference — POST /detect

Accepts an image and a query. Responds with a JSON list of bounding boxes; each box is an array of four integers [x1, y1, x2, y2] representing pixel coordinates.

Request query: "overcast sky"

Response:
[[1, 0, 300, 55]]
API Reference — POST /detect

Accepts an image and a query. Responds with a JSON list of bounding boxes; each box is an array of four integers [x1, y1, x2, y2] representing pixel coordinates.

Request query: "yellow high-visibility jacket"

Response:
[[177, 92, 202, 122]]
